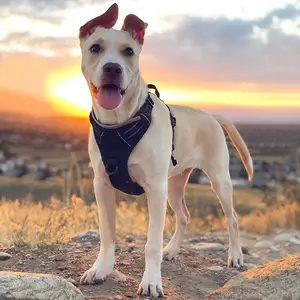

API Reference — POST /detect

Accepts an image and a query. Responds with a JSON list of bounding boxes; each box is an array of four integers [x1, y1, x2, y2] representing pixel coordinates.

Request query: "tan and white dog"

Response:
[[78, 3, 253, 298]]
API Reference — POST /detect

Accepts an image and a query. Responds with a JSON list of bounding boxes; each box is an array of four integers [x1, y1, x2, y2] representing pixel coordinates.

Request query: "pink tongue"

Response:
[[96, 88, 122, 110]]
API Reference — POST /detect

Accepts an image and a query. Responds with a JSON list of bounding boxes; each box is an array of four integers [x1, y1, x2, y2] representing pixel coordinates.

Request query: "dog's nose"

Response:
[[103, 63, 123, 76]]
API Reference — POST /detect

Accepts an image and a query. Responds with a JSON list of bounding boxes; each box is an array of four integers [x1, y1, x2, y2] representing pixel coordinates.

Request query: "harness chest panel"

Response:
[[90, 88, 177, 196]]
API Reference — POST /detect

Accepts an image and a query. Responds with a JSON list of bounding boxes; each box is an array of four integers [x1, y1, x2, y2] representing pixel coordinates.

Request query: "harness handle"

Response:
[[147, 84, 160, 98]]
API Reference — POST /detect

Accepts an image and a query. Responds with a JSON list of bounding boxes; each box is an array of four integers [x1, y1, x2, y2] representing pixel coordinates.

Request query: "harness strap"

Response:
[[90, 85, 177, 196], [147, 84, 177, 167], [90, 93, 155, 196]]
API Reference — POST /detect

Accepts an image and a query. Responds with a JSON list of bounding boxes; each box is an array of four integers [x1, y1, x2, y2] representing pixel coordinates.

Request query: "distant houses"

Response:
[[190, 153, 300, 189], [0, 134, 299, 190]]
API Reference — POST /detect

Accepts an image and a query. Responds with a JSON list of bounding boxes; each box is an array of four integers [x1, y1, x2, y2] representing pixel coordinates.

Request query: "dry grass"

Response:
[[239, 202, 300, 234], [0, 196, 98, 247], [0, 196, 203, 247], [1, 191, 300, 247]]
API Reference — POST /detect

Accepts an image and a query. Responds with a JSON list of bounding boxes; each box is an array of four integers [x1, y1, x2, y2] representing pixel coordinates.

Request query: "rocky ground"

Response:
[[1, 229, 300, 299]]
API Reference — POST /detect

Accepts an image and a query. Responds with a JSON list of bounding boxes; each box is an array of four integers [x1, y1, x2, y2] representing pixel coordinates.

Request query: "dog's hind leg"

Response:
[[163, 168, 192, 260], [204, 164, 243, 268], [80, 173, 117, 284]]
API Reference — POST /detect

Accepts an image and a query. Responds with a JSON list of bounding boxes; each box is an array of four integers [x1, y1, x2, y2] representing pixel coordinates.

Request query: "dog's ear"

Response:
[[79, 3, 119, 39], [121, 14, 148, 45]]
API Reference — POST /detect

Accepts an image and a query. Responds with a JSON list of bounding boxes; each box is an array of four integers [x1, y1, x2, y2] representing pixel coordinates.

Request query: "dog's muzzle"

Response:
[[92, 63, 126, 110]]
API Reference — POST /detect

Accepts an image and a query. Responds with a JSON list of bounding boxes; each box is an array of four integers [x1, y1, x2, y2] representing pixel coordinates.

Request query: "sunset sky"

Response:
[[1, 0, 300, 123]]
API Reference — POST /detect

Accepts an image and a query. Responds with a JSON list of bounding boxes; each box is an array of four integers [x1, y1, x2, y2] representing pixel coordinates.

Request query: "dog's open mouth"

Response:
[[92, 83, 124, 110]]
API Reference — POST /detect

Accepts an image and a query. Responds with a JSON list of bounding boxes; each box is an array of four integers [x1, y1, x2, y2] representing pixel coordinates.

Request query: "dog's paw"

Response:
[[228, 246, 244, 268], [163, 246, 179, 261], [137, 279, 163, 298], [110, 269, 127, 282], [80, 265, 113, 285]]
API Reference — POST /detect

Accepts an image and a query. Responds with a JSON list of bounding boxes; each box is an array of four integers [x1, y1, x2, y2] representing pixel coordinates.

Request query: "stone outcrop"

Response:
[[0, 272, 84, 300], [205, 254, 300, 300]]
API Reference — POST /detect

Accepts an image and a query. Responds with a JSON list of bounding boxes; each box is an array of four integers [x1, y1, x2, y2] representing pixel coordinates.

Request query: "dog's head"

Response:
[[79, 3, 148, 110]]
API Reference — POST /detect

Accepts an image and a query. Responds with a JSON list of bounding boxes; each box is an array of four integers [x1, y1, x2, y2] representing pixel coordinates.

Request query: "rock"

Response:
[[118, 260, 131, 266], [265, 249, 282, 261], [74, 250, 84, 254], [127, 245, 135, 253], [274, 233, 300, 245], [207, 266, 224, 271], [124, 292, 136, 298], [254, 240, 278, 251], [83, 242, 93, 249], [251, 252, 260, 258], [243, 254, 264, 266], [205, 254, 300, 300], [187, 236, 224, 244], [114, 296, 123, 300], [179, 248, 189, 255], [274, 229, 300, 238], [192, 243, 226, 252], [54, 255, 66, 262], [0, 252, 11, 261], [164, 238, 170, 244], [71, 230, 100, 242], [187, 237, 201, 243], [211, 258, 226, 265], [242, 263, 257, 270], [0, 271, 84, 300], [67, 277, 78, 287], [125, 234, 135, 243]]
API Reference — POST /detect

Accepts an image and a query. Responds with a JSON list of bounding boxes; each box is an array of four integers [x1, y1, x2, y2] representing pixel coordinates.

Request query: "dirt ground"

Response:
[[0, 232, 259, 300]]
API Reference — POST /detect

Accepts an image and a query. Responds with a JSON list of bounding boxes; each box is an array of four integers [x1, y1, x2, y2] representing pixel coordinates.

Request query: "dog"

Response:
[[78, 3, 253, 298]]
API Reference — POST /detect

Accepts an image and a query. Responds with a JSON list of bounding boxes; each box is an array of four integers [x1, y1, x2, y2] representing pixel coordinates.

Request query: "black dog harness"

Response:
[[89, 84, 177, 196]]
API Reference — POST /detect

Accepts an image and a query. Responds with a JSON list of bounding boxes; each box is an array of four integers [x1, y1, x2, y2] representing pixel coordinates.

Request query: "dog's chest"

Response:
[[89, 90, 177, 196], [89, 95, 154, 195]]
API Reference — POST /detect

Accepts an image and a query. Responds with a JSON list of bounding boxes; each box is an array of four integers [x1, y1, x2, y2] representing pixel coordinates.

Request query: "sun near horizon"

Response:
[[2, 0, 298, 122], [46, 68, 300, 118], [46, 67, 92, 117]]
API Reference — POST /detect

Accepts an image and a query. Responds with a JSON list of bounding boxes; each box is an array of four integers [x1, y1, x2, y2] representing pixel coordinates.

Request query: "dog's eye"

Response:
[[123, 47, 134, 56], [90, 44, 102, 54]]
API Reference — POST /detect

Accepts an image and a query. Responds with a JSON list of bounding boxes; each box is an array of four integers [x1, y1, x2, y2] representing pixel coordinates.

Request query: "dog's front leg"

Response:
[[138, 183, 168, 298], [80, 175, 116, 284]]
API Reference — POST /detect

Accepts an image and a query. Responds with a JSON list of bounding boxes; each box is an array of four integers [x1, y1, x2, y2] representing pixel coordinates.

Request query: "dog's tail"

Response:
[[213, 114, 253, 181]]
